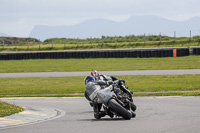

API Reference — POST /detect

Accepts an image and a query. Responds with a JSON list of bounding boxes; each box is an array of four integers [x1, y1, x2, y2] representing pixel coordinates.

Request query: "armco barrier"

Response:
[[0, 47, 190, 60]]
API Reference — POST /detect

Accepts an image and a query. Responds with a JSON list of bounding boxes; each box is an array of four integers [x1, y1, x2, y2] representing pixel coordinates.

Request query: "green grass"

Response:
[[0, 75, 200, 97], [0, 36, 200, 52], [122, 75, 200, 92], [0, 101, 24, 117], [133, 92, 200, 97], [0, 77, 84, 96], [0, 56, 200, 73], [0, 42, 199, 52]]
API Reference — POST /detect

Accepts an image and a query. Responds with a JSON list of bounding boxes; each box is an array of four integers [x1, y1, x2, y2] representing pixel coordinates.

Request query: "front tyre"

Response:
[[108, 99, 132, 120], [130, 102, 137, 111]]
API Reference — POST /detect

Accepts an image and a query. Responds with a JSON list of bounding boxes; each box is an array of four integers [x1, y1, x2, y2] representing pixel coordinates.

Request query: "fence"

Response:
[[0, 47, 197, 60]]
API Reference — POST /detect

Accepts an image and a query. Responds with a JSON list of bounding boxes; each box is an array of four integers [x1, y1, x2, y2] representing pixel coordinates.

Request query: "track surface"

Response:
[[0, 69, 200, 78], [1, 97, 200, 133]]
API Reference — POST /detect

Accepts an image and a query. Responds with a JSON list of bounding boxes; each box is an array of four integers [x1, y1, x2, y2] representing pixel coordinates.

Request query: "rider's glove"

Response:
[[118, 79, 125, 85]]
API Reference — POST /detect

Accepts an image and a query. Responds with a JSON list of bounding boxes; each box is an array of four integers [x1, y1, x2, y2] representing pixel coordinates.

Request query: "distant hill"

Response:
[[29, 15, 200, 41]]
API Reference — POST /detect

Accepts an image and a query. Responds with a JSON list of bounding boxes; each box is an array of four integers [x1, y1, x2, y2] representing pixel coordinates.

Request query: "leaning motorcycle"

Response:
[[88, 80, 136, 120]]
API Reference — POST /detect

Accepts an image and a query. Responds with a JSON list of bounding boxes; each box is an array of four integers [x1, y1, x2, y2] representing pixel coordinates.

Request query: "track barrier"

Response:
[[0, 47, 198, 60], [173, 49, 177, 57]]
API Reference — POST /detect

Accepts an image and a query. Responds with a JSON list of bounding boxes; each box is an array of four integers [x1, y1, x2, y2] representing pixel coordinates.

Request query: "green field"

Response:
[[0, 35, 200, 52], [0, 56, 200, 73], [0, 75, 200, 97]]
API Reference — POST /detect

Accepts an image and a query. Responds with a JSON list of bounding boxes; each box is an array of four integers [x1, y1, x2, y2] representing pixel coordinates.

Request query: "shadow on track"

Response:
[[78, 117, 128, 122]]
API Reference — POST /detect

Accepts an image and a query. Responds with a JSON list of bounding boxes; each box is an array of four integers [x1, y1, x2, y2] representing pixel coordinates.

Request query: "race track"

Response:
[[1, 97, 200, 133], [1, 69, 200, 78]]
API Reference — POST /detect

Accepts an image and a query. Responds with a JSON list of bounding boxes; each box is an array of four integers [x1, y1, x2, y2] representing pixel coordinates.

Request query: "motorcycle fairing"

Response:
[[97, 85, 114, 105]]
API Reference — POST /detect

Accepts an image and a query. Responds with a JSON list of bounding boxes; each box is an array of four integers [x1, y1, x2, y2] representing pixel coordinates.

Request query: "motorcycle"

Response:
[[88, 80, 136, 120]]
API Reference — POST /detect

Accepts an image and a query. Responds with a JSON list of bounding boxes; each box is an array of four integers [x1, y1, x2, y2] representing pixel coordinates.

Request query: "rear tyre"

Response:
[[108, 99, 132, 120]]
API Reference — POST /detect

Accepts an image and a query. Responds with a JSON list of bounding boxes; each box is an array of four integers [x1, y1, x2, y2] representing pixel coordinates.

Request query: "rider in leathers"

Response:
[[84, 75, 118, 119], [84, 70, 135, 119]]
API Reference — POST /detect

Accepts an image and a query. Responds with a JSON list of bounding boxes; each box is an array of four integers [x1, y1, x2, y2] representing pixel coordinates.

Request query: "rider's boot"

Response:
[[89, 101, 93, 107], [93, 102, 106, 119], [94, 111, 107, 119]]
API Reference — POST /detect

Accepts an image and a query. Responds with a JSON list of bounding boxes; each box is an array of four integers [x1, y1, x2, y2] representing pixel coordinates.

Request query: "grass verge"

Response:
[[0, 37, 199, 52], [0, 56, 200, 73], [0, 75, 200, 97], [133, 91, 200, 97], [0, 101, 24, 117]]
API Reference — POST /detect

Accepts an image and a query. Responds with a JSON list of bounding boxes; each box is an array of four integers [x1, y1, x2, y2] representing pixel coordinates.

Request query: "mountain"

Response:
[[29, 16, 200, 41]]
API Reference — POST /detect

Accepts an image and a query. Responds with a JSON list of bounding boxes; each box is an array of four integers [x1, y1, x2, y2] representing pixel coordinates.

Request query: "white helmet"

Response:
[[91, 70, 100, 77]]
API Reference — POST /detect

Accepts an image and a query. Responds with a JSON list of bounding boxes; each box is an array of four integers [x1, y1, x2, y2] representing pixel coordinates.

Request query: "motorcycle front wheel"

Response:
[[108, 99, 132, 120], [130, 102, 137, 111]]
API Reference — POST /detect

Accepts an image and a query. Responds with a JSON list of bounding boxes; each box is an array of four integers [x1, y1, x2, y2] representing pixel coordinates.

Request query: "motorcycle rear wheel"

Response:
[[108, 99, 132, 120]]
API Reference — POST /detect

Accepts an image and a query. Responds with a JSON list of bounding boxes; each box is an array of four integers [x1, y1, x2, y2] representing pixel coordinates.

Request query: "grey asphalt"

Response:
[[1, 97, 200, 133], [1, 69, 200, 78]]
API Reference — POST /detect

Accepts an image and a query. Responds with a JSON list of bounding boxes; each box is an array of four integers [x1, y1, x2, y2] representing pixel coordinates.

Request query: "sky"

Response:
[[0, 0, 200, 37]]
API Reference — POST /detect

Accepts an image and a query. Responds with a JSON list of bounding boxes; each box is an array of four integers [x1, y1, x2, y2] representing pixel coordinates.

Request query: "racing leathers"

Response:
[[84, 75, 121, 119]]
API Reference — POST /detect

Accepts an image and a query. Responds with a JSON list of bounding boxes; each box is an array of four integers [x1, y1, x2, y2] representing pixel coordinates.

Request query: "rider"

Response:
[[84, 70, 136, 119], [85, 70, 119, 102], [84, 75, 110, 119]]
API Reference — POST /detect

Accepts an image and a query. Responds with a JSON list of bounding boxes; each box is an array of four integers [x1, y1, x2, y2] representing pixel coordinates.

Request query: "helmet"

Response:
[[84, 76, 95, 85], [91, 70, 99, 77]]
